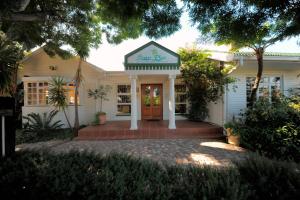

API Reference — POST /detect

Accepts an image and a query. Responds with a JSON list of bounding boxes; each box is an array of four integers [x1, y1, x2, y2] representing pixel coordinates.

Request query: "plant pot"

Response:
[[226, 128, 240, 146], [98, 114, 107, 125], [227, 135, 240, 146]]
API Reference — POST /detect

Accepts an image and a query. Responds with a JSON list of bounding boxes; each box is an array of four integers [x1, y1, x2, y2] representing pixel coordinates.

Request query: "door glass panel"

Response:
[[144, 85, 151, 107], [153, 86, 160, 106]]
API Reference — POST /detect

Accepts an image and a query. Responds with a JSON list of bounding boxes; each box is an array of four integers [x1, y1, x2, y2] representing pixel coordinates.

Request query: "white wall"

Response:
[[226, 60, 300, 121]]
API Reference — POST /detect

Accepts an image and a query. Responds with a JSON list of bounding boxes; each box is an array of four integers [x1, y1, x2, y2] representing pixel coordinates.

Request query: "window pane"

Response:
[[175, 104, 187, 114], [118, 85, 130, 93], [143, 85, 151, 107], [176, 94, 187, 103], [153, 86, 160, 106], [117, 105, 131, 115], [175, 85, 186, 93], [117, 95, 131, 103], [246, 76, 281, 106]]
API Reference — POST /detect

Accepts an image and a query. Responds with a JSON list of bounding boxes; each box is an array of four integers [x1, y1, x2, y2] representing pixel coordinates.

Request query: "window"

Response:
[[27, 82, 48, 105], [246, 76, 281, 106], [65, 83, 78, 105], [117, 85, 131, 115], [175, 84, 187, 114], [26, 81, 78, 106]]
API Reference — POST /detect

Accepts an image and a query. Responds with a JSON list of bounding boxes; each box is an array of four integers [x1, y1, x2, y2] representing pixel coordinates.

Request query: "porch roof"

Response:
[[124, 41, 180, 73]]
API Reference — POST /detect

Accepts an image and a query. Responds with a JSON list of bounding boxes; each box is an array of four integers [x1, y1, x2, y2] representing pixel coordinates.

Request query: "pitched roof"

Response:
[[234, 52, 300, 57]]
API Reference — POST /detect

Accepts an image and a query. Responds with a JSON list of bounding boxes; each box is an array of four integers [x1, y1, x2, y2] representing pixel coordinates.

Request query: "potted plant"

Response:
[[224, 121, 240, 146], [88, 85, 111, 125]]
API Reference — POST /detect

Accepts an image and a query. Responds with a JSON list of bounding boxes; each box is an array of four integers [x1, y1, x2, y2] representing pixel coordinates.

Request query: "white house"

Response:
[[19, 41, 300, 130]]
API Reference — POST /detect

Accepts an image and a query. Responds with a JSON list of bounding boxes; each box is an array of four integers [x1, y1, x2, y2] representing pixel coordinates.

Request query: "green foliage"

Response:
[[22, 110, 64, 139], [179, 47, 235, 121], [0, 0, 181, 57], [184, 0, 300, 105], [48, 77, 72, 129], [48, 77, 68, 110], [235, 98, 300, 162], [184, 0, 296, 50], [16, 128, 74, 144], [0, 31, 23, 95], [88, 85, 111, 113], [235, 155, 300, 200], [0, 151, 299, 200]]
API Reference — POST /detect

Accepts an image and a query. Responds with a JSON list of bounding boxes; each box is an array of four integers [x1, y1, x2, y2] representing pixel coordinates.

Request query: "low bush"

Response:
[[234, 97, 300, 162], [0, 151, 299, 200], [16, 128, 74, 144]]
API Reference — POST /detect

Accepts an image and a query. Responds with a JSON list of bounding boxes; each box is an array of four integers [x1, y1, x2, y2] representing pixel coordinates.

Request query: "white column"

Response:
[[168, 74, 176, 129], [130, 75, 138, 130]]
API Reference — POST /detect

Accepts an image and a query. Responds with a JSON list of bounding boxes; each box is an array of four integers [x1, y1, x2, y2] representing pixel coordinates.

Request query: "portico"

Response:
[[124, 41, 181, 130]]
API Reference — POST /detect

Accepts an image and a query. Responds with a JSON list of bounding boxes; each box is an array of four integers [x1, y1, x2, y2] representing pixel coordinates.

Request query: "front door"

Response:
[[141, 84, 163, 120]]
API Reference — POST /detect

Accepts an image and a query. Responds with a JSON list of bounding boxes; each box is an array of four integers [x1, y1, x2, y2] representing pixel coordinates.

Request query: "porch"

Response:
[[77, 120, 224, 140]]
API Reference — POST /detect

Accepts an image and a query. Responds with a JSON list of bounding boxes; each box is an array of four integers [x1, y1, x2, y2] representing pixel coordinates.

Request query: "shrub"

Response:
[[1, 151, 299, 200], [179, 48, 235, 121], [236, 98, 300, 162], [19, 110, 67, 143], [235, 154, 300, 200], [23, 110, 63, 134]]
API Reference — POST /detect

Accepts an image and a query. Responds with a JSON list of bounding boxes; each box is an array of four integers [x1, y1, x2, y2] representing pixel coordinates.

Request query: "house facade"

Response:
[[19, 41, 300, 129]]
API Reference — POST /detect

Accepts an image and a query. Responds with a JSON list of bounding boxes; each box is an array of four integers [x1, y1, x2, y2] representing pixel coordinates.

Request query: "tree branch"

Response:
[[0, 13, 46, 22]]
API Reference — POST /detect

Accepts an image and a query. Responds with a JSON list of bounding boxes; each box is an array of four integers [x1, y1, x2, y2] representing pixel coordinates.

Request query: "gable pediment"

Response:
[[124, 41, 180, 70]]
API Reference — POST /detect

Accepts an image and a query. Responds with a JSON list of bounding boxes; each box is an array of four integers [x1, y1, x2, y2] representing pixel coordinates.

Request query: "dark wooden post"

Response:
[[0, 97, 15, 157]]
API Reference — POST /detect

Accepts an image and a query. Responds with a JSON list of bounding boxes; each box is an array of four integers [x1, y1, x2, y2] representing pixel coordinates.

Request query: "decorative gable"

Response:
[[124, 41, 180, 71]]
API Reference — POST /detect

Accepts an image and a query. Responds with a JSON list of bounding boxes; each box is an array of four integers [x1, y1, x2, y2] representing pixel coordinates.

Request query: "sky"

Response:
[[87, 12, 300, 71]]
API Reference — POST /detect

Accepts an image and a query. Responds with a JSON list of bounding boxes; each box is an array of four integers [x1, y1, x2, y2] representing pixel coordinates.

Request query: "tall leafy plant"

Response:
[[179, 47, 235, 121], [48, 77, 72, 129], [88, 85, 112, 114]]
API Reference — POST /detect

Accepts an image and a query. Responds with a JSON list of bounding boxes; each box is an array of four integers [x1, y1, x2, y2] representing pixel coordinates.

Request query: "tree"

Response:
[[179, 47, 235, 121], [184, 0, 300, 106], [0, 0, 182, 54], [0, 0, 182, 135], [0, 31, 23, 95], [48, 77, 72, 129]]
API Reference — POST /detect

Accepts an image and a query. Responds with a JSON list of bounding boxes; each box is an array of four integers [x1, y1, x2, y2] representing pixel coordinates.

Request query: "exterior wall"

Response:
[[20, 49, 299, 128], [99, 74, 187, 121], [226, 60, 300, 121], [20, 50, 102, 127]]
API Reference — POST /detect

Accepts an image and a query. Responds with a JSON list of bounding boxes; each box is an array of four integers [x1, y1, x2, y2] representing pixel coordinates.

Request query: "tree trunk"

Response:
[[73, 58, 82, 136], [249, 47, 264, 107], [63, 108, 72, 129]]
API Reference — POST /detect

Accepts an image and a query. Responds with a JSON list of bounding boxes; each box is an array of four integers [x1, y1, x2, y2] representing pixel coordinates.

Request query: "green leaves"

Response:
[[22, 110, 64, 134], [48, 77, 68, 110], [0, 31, 23, 95], [179, 47, 235, 121]]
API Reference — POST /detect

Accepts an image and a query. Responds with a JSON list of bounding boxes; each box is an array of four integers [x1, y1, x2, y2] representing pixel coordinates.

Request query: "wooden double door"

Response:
[[141, 84, 163, 120]]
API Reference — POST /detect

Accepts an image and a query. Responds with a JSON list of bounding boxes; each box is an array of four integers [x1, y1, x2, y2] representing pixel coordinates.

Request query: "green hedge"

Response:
[[232, 98, 300, 162], [0, 151, 299, 200]]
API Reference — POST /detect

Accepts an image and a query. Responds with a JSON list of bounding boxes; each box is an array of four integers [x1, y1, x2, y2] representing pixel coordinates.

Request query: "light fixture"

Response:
[[49, 65, 58, 71]]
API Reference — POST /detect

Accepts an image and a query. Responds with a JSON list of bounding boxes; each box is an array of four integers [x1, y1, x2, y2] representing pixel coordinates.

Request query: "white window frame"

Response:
[[175, 84, 188, 115], [25, 81, 49, 106], [116, 84, 131, 116], [65, 82, 78, 105], [246, 76, 282, 106]]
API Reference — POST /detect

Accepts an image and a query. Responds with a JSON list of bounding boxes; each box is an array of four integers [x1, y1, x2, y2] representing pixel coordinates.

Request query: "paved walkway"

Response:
[[16, 139, 247, 166]]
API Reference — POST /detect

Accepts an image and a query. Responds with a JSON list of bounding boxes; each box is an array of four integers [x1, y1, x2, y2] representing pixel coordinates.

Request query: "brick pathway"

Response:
[[16, 139, 247, 166]]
